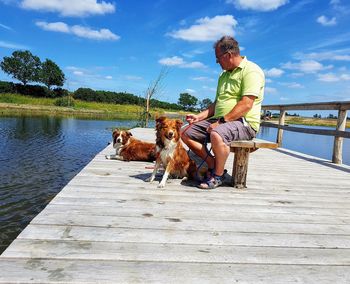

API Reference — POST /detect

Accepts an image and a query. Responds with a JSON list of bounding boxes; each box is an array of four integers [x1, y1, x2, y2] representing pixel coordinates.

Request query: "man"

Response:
[[181, 35, 265, 189]]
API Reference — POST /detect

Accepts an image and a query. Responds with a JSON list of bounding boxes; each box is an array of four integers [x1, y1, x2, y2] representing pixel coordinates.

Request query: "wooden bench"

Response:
[[230, 138, 278, 189]]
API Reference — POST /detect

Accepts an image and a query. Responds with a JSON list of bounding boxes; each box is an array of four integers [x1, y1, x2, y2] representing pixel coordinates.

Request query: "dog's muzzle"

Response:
[[166, 131, 174, 139]]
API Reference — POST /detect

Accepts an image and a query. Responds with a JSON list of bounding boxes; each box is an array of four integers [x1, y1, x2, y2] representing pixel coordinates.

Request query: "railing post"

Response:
[[332, 109, 348, 164], [277, 109, 286, 147]]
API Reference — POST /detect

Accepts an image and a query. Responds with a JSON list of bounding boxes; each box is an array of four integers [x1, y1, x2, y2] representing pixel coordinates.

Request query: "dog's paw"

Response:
[[145, 176, 154, 183], [181, 176, 188, 182], [157, 182, 166, 188]]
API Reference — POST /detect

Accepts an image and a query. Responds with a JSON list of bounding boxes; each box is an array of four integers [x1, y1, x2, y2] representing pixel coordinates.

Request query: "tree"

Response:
[[0, 50, 41, 85], [40, 59, 65, 90], [199, 98, 213, 110], [143, 67, 169, 127], [178, 93, 198, 111]]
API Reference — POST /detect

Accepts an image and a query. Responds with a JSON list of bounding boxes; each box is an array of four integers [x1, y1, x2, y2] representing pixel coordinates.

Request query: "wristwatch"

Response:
[[218, 116, 226, 123]]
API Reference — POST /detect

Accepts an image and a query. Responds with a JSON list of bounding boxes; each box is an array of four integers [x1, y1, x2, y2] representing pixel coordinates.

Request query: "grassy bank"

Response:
[[1, 93, 348, 127], [268, 116, 350, 128], [0, 93, 185, 120]]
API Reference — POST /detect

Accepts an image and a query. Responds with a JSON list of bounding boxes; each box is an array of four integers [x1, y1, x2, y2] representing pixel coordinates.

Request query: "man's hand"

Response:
[[185, 114, 200, 124]]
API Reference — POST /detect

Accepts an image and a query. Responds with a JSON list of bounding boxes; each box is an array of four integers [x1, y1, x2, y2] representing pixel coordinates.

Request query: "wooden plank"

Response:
[[230, 139, 278, 149], [40, 203, 350, 225], [4, 239, 350, 265], [50, 196, 350, 217], [262, 122, 350, 138], [0, 259, 349, 284], [30, 212, 350, 235], [17, 224, 350, 248], [262, 101, 350, 111]]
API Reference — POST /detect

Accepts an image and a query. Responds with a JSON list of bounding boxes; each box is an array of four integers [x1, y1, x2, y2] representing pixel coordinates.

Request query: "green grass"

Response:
[[0, 93, 185, 120], [0, 93, 55, 105], [268, 116, 350, 128]]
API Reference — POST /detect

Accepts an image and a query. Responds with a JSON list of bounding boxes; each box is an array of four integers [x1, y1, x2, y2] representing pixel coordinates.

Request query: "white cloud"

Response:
[[293, 50, 350, 62], [264, 67, 284, 77], [73, 70, 84, 76], [0, 40, 28, 49], [191, 76, 214, 82], [226, 0, 289, 11], [280, 82, 304, 88], [280, 96, 290, 101], [281, 60, 332, 73], [265, 87, 278, 94], [159, 56, 184, 66], [36, 21, 119, 41], [317, 15, 337, 26], [159, 56, 206, 69], [185, 88, 196, 93], [36, 21, 69, 33], [341, 74, 350, 80], [70, 25, 119, 40], [318, 72, 350, 82], [20, 0, 115, 17], [105, 75, 112, 80], [168, 15, 237, 42]]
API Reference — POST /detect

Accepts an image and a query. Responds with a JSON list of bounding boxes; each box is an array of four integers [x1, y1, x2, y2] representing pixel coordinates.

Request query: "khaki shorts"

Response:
[[183, 118, 256, 146]]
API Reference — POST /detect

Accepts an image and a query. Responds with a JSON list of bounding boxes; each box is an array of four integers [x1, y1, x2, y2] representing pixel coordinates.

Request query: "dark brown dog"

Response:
[[106, 129, 156, 162], [146, 116, 197, 188]]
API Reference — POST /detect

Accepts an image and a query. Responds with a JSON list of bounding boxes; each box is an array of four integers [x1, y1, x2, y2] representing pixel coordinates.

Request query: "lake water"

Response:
[[0, 115, 349, 254]]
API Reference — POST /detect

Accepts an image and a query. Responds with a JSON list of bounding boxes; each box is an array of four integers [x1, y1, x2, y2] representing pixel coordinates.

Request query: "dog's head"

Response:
[[112, 129, 133, 149], [155, 116, 183, 146]]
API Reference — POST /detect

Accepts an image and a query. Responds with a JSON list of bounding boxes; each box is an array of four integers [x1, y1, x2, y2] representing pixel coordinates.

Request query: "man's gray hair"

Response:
[[214, 36, 240, 55]]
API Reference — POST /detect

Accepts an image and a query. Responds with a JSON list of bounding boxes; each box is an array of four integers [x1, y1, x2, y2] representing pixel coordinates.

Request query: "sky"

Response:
[[1, 0, 350, 106]]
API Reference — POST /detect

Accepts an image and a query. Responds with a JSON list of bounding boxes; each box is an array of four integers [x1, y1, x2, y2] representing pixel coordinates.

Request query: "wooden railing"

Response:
[[261, 101, 350, 164]]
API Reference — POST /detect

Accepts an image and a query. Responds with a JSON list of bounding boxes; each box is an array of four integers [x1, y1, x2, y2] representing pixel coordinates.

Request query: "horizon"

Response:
[[1, 0, 350, 107]]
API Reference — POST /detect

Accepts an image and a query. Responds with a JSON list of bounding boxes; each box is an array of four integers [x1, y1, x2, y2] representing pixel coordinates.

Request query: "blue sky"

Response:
[[1, 0, 350, 106]]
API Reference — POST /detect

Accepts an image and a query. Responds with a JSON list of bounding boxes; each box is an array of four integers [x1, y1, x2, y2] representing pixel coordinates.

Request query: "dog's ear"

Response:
[[175, 119, 183, 129], [126, 131, 133, 137], [156, 116, 167, 124], [112, 128, 119, 136]]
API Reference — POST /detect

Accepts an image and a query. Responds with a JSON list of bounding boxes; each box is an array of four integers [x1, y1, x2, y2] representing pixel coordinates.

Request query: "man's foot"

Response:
[[198, 175, 223, 190]]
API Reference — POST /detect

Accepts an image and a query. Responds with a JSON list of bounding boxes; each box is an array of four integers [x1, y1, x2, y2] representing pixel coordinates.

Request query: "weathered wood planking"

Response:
[[1, 127, 350, 283]]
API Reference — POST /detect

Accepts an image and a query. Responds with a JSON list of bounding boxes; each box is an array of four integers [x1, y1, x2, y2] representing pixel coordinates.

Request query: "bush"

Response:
[[15, 83, 49, 97], [54, 96, 75, 107], [73, 88, 96, 101], [52, 87, 69, 98], [0, 81, 16, 93]]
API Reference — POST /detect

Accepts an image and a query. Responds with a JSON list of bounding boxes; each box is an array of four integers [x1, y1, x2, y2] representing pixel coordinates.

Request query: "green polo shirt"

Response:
[[214, 56, 265, 132]]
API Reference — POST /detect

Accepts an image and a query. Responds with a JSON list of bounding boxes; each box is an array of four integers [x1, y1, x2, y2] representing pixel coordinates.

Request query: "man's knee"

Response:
[[181, 129, 189, 143], [210, 131, 224, 144]]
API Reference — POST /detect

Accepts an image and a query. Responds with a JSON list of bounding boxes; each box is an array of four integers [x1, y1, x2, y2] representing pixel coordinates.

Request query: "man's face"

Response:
[[215, 46, 230, 70]]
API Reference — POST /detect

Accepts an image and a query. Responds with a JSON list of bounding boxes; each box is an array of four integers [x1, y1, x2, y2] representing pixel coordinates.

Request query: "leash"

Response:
[[182, 123, 215, 181]]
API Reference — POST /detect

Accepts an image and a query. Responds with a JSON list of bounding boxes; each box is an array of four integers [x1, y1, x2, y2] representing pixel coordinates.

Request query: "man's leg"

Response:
[[210, 131, 230, 176], [181, 130, 215, 169]]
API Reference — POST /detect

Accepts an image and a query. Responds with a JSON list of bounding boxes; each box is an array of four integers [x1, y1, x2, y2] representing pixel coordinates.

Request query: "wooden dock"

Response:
[[1, 127, 350, 283]]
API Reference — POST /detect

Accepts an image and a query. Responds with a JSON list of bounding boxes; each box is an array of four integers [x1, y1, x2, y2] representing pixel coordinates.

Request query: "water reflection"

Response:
[[0, 116, 134, 253]]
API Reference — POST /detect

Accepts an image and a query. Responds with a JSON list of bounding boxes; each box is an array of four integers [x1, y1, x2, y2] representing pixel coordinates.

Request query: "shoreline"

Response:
[[0, 102, 348, 128]]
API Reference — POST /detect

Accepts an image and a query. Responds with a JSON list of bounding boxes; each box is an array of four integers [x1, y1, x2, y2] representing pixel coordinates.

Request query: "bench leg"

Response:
[[232, 148, 250, 189]]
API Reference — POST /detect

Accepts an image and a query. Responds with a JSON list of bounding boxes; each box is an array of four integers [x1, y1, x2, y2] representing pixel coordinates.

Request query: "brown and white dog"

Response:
[[146, 116, 197, 188], [106, 129, 156, 162]]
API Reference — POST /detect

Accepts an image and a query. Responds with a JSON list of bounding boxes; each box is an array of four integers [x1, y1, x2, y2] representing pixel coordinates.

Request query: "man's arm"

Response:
[[206, 95, 256, 133], [222, 95, 256, 122]]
